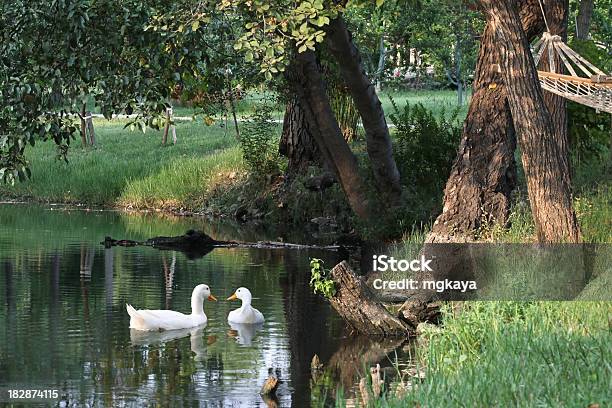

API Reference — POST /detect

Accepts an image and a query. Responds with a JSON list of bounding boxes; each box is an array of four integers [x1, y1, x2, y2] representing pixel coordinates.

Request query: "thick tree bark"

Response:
[[325, 16, 402, 207], [427, 0, 545, 242], [480, 0, 581, 242], [279, 97, 320, 174], [540, 0, 570, 172], [328, 261, 413, 336], [576, 0, 594, 39], [290, 51, 372, 220]]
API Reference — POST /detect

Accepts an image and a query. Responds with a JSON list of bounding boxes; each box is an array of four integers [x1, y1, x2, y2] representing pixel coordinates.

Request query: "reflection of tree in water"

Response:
[[162, 252, 176, 309], [80, 243, 95, 320], [280, 249, 340, 407]]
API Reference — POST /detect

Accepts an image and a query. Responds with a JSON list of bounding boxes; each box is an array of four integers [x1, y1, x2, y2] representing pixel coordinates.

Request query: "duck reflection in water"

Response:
[[130, 326, 216, 361], [227, 322, 264, 346]]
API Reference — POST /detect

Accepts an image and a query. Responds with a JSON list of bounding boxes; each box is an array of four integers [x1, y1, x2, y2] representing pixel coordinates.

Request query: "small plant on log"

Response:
[[309, 258, 336, 299]]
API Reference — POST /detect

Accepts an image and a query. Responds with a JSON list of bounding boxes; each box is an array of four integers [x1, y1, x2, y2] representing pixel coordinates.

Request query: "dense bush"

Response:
[[568, 102, 611, 164], [566, 39, 612, 167], [239, 103, 281, 178], [389, 99, 461, 194]]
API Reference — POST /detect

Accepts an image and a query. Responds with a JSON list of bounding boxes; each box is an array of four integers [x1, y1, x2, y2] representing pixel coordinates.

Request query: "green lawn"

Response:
[[0, 118, 243, 206], [0, 89, 468, 209]]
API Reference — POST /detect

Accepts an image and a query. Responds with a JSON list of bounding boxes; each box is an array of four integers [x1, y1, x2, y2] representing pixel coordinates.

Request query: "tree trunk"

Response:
[[325, 16, 402, 207], [427, 0, 545, 243], [279, 97, 320, 174], [540, 0, 570, 175], [291, 51, 372, 221], [576, 0, 594, 40], [329, 261, 412, 336], [480, 0, 581, 242]]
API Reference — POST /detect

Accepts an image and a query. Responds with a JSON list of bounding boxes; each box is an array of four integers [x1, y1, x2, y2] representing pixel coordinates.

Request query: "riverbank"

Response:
[[1, 90, 468, 232], [383, 300, 610, 407]]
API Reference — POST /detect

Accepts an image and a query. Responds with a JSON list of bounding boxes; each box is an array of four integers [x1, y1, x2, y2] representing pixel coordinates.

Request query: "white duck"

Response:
[[227, 287, 265, 324], [126, 284, 217, 331]]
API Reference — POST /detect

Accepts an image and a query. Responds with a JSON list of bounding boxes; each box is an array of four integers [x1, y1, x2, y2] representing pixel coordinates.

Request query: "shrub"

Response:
[[568, 101, 610, 165], [389, 98, 461, 194], [240, 102, 281, 178]]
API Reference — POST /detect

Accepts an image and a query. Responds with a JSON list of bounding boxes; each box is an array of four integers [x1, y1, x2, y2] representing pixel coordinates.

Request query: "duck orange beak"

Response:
[[208, 294, 218, 301], [227, 293, 238, 301]]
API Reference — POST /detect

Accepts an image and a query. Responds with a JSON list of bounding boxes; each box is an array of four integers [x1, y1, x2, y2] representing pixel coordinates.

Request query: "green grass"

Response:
[[386, 301, 611, 407], [0, 118, 242, 207], [381, 89, 471, 120], [118, 147, 244, 210], [0, 89, 467, 211]]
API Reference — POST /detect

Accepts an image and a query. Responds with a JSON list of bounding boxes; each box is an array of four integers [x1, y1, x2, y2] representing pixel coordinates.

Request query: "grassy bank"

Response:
[[0, 118, 244, 207], [386, 301, 611, 407], [0, 89, 467, 219]]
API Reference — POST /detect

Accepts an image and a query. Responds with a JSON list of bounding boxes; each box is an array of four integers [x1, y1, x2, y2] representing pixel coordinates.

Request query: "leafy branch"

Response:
[[309, 258, 336, 299]]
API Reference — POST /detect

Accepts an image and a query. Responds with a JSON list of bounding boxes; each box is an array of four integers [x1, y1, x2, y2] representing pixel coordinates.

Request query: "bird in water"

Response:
[[227, 287, 265, 324], [126, 284, 217, 331]]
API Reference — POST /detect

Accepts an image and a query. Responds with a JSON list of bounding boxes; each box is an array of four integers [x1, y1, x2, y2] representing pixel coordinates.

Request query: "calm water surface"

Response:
[[0, 204, 410, 407]]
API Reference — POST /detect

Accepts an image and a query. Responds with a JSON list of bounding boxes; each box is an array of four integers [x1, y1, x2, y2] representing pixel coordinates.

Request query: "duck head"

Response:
[[227, 287, 252, 305], [191, 284, 216, 316], [193, 284, 218, 302]]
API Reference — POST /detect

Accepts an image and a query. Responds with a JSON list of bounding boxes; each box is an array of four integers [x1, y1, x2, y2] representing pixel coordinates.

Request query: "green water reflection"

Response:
[[2, 204, 384, 407]]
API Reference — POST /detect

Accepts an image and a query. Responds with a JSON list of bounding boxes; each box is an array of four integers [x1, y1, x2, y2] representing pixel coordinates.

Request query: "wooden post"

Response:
[[162, 106, 176, 145], [85, 111, 95, 145], [225, 68, 241, 140], [162, 107, 171, 145], [80, 104, 88, 147], [260, 376, 279, 395], [228, 90, 241, 140]]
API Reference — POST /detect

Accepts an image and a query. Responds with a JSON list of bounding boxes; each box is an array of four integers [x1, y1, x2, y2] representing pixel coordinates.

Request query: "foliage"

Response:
[[569, 0, 612, 63], [240, 102, 282, 177], [567, 101, 611, 164], [0, 0, 253, 184], [389, 98, 461, 192], [345, 0, 482, 90], [309, 258, 336, 299], [219, 0, 342, 78]]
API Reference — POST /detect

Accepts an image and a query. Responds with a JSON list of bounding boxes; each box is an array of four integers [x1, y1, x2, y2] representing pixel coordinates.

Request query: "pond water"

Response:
[[0, 204, 411, 407]]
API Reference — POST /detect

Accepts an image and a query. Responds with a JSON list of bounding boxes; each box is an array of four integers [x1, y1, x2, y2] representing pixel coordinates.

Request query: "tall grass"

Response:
[[381, 89, 471, 120], [0, 118, 241, 206], [118, 147, 243, 210], [389, 301, 611, 407]]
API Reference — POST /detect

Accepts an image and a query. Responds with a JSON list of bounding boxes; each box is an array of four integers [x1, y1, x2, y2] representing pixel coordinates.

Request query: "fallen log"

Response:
[[328, 261, 414, 337], [102, 229, 348, 259]]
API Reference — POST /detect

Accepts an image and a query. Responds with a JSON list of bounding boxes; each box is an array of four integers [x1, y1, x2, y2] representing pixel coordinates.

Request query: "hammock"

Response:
[[533, 32, 612, 114]]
